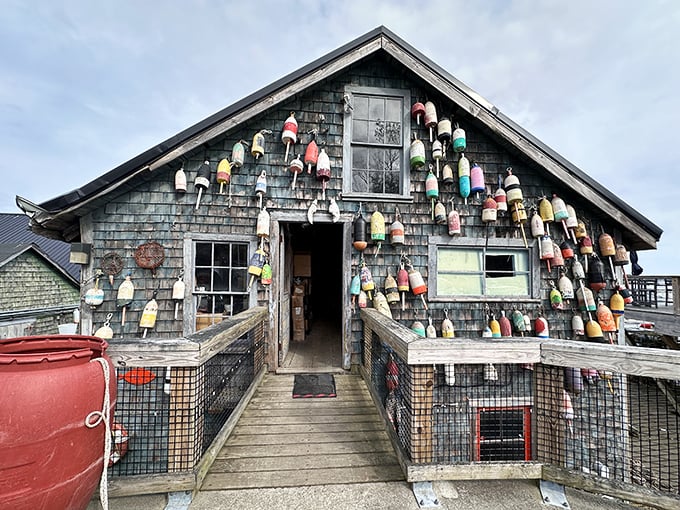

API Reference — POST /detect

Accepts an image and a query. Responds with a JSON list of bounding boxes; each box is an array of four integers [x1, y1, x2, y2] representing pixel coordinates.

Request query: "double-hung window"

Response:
[[429, 237, 538, 301], [184, 234, 255, 333], [342, 86, 411, 200]]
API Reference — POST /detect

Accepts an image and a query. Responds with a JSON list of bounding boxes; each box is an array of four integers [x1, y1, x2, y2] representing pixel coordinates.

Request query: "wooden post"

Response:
[[672, 276, 680, 315], [168, 367, 199, 472], [408, 364, 434, 464], [534, 364, 565, 467], [363, 323, 373, 373]]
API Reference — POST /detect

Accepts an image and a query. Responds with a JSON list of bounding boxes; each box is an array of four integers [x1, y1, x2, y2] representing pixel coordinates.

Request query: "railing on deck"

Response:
[[629, 275, 679, 311], [360, 308, 680, 510], [104, 306, 267, 497]]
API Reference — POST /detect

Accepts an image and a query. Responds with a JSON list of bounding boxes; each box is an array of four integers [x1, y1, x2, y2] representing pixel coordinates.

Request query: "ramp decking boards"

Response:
[[201, 374, 404, 490]]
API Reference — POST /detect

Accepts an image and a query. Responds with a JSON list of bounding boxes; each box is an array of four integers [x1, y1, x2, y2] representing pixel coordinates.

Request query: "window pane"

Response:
[[352, 146, 368, 170], [385, 121, 401, 145], [385, 98, 401, 122], [486, 274, 530, 296], [486, 255, 515, 278], [352, 119, 368, 143], [195, 268, 211, 291], [369, 120, 384, 144], [232, 244, 248, 267], [369, 171, 384, 194], [352, 170, 368, 192], [439, 249, 482, 272], [214, 243, 230, 266], [232, 295, 248, 315], [231, 268, 247, 292], [213, 268, 230, 291], [353, 95, 369, 118], [368, 97, 384, 121], [385, 171, 399, 194], [369, 149, 384, 171], [438, 273, 483, 295], [195, 243, 212, 266]]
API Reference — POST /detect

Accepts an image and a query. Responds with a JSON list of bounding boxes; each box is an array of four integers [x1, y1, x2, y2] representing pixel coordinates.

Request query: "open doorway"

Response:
[[279, 221, 344, 373]]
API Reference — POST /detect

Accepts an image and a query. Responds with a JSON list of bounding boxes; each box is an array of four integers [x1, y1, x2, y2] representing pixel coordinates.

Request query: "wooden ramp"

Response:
[[201, 374, 404, 490]]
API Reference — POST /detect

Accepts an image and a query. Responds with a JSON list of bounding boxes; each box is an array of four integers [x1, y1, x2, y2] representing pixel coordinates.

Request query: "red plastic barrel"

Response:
[[0, 335, 116, 510]]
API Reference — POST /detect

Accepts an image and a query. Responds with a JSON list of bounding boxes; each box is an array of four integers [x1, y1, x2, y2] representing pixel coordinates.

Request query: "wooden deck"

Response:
[[200, 373, 404, 490]]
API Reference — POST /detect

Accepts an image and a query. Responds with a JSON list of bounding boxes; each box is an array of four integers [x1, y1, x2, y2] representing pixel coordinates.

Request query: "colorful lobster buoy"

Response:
[[408, 264, 428, 310], [458, 153, 470, 203], [512, 308, 526, 336], [585, 318, 604, 342], [588, 255, 607, 292], [432, 140, 443, 177], [558, 271, 575, 301], [539, 196, 554, 235], [316, 148, 331, 200], [231, 140, 246, 168], [289, 154, 304, 190], [255, 170, 267, 209], [425, 167, 439, 220], [171, 274, 185, 320], [598, 231, 617, 281], [411, 319, 426, 337], [470, 161, 485, 197], [353, 209, 367, 251], [494, 175, 507, 214], [442, 309, 455, 338], [560, 239, 576, 261], [390, 207, 405, 245], [552, 242, 565, 273], [370, 209, 386, 257], [566, 204, 578, 243], [175, 165, 187, 193], [373, 291, 392, 318], [535, 316, 550, 339], [360, 261, 375, 300], [504, 167, 527, 247], [116, 274, 134, 326], [550, 282, 564, 310], [304, 136, 319, 174], [442, 163, 454, 185], [437, 117, 452, 156], [350, 273, 361, 312], [216, 158, 231, 195], [257, 207, 270, 238], [552, 193, 570, 237], [540, 234, 554, 273], [489, 315, 501, 338], [448, 199, 461, 236], [530, 209, 545, 239], [482, 195, 498, 223], [410, 135, 426, 170], [426, 315, 437, 338], [139, 290, 159, 338], [499, 310, 512, 337], [260, 261, 272, 286], [572, 312, 585, 337], [358, 290, 368, 309], [576, 285, 597, 312], [614, 244, 631, 288], [194, 160, 211, 210], [281, 112, 298, 163], [434, 201, 447, 225], [247, 247, 267, 291], [385, 272, 400, 305], [397, 263, 410, 311], [251, 129, 268, 161], [424, 101, 437, 142], [597, 300, 617, 344], [411, 101, 425, 126], [610, 290, 625, 330], [452, 123, 466, 153]]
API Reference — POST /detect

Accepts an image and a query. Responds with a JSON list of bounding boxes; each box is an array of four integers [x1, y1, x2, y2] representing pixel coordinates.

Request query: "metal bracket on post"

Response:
[[412, 481, 441, 509], [165, 491, 193, 510], [539, 480, 570, 509]]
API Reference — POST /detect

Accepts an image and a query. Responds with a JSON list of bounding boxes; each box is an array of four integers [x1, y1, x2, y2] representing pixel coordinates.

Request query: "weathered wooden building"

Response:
[[14, 26, 676, 504], [17, 27, 661, 371]]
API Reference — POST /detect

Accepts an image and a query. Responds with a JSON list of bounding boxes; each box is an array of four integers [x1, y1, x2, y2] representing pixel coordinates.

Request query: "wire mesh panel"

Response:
[[628, 376, 679, 495], [109, 323, 265, 477]]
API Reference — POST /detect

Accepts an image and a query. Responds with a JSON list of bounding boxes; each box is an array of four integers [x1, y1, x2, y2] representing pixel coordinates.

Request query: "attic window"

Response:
[[342, 86, 411, 200]]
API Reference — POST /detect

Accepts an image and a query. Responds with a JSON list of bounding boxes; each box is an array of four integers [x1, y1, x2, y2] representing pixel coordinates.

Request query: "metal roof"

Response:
[[16, 26, 662, 250], [0, 213, 80, 282], [0, 241, 79, 287]]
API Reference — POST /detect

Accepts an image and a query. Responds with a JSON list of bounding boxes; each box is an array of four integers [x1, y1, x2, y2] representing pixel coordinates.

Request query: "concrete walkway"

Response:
[[91, 479, 641, 510]]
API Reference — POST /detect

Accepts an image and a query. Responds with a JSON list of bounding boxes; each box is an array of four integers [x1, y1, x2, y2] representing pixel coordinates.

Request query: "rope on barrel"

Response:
[[85, 357, 112, 510]]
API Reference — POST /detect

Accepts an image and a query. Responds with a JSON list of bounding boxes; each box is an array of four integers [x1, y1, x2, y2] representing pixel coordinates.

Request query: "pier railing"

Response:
[[360, 308, 680, 510], [104, 306, 267, 497]]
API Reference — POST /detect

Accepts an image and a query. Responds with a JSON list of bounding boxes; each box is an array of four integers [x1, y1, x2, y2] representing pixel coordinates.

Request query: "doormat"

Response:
[[292, 374, 336, 398]]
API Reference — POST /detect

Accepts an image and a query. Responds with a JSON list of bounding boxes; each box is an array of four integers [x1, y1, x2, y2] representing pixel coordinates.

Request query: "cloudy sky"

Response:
[[1, 1, 678, 274]]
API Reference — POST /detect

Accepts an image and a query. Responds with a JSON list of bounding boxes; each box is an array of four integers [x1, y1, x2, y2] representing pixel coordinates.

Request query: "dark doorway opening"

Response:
[[280, 222, 344, 372]]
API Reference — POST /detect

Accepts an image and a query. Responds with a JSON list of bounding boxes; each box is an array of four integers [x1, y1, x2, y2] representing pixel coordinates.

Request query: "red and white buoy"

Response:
[[216, 158, 231, 195], [424, 101, 437, 142], [316, 148, 331, 200], [411, 101, 425, 126], [289, 154, 304, 190], [281, 112, 298, 164], [304, 136, 319, 174]]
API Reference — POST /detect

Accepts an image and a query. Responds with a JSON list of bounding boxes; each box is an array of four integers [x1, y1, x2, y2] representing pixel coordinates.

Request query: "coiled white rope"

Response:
[[85, 357, 111, 510]]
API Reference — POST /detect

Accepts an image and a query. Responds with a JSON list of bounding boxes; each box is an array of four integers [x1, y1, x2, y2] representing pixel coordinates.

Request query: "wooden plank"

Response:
[[106, 472, 195, 498], [360, 308, 415, 361], [217, 439, 395, 459], [201, 464, 404, 490], [407, 462, 543, 482], [232, 421, 386, 435], [107, 338, 200, 367], [541, 340, 680, 379], [626, 307, 680, 337], [237, 414, 382, 426], [194, 366, 266, 490], [225, 430, 391, 446], [210, 452, 399, 473], [406, 338, 542, 365], [245, 399, 374, 410], [194, 306, 267, 364], [167, 367, 198, 472], [543, 464, 680, 510]]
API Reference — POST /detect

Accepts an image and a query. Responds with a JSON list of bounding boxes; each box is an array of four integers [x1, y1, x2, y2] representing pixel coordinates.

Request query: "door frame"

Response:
[[269, 211, 352, 371]]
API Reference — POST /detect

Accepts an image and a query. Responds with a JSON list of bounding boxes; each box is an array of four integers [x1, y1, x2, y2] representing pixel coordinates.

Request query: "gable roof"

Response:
[[0, 242, 79, 287], [16, 26, 662, 250], [0, 213, 80, 281]]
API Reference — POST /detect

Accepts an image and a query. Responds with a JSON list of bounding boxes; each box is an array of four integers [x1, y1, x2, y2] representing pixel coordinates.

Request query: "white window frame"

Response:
[[428, 236, 540, 303], [342, 85, 413, 203], [183, 233, 257, 336]]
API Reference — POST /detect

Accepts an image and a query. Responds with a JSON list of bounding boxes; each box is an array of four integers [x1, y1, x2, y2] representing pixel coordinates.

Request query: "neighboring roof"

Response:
[[0, 242, 79, 287], [0, 213, 80, 281], [16, 26, 662, 250]]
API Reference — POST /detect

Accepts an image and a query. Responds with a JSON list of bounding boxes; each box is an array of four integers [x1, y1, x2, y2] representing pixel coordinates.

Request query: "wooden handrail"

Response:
[[106, 306, 267, 367]]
